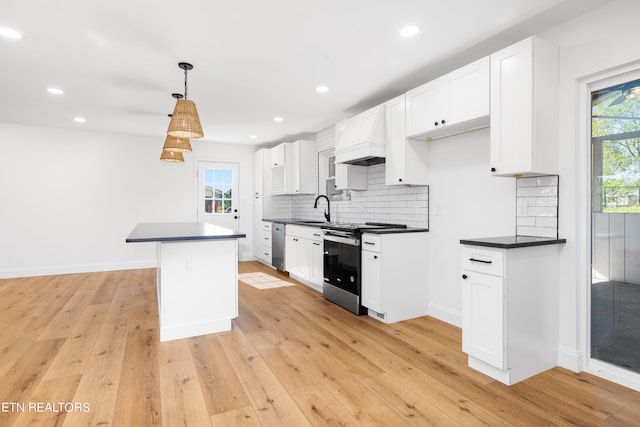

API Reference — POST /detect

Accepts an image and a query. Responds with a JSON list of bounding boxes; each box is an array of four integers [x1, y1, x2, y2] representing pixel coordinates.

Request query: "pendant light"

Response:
[[160, 150, 184, 162], [167, 62, 204, 138], [162, 95, 193, 153]]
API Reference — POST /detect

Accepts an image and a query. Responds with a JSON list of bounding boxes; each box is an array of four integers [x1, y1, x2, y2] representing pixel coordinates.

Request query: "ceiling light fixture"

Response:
[[167, 62, 204, 139], [47, 88, 64, 95], [273, 117, 284, 122], [316, 86, 329, 93], [249, 135, 257, 139], [399, 25, 420, 38], [73, 117, 86, 123], [0, 28, 22, 39]]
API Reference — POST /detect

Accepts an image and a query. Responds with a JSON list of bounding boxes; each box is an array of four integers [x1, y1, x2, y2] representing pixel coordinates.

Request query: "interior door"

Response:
[[196, 161, 239, 231]]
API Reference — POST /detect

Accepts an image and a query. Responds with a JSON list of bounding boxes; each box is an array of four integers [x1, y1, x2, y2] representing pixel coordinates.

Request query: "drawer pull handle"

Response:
[[364, 241, 376, 245], [313, 242, 321, 246], [469, 258, 492, 264]]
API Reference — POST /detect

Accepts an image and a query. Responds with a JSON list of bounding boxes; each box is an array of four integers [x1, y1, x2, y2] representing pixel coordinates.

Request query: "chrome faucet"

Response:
[[313, 195, 331, 223]]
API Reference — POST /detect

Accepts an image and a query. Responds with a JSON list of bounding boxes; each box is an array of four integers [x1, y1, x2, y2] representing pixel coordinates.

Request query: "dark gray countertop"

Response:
[[263, 218, 428, 233], [363, 227, 428, 234], [460, 235, 566, 249], [126, 222, 246, 243]]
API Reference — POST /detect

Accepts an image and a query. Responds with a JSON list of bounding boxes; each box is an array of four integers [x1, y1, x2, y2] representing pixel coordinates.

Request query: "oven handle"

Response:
[[323, 234, 360, 246]]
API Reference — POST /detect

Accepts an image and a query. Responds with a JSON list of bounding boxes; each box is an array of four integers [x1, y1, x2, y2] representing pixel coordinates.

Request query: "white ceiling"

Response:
[[0, 0, 612, 146]]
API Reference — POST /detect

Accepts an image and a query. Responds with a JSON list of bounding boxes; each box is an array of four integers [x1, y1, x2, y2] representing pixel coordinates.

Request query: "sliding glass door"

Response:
[[591, 73, 640, 374]]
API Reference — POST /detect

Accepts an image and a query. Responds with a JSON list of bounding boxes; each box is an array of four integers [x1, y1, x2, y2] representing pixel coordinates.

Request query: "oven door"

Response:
[[323, 231, 360, 295]]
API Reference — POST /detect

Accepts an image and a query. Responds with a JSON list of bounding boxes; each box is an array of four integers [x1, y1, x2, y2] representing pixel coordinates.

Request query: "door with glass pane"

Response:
[[196, 161, 239, 231], [591, 72, 640, 374]]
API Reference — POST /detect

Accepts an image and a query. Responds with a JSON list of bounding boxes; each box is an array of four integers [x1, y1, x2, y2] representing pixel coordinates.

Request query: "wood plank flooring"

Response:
[[1, 261, 639, 426]]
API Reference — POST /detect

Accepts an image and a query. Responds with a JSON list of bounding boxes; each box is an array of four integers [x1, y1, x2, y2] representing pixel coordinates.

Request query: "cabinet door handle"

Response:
[[313, 242, 321, 246], [434, 121, 439, 126], [374, 255, 378, 259], [462, 274, 468, 279], [490, 167, 496, 172], [398, 178, 403, 182], [469, 258, 492, 264], [364, 241, 375, 245], [313, 233, 321, 236], [441, 119, 446, 125]]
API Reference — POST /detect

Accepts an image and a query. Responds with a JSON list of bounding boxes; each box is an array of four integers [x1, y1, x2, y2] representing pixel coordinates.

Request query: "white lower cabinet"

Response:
[[285, 225, 323, 291], [361, 232, 428, 323], [461, 244, 560, 385], [255, 221, 272, 266]]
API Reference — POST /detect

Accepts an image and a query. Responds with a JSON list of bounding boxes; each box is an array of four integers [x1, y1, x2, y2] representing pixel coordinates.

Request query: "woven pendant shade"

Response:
[[162, 134, 192, 152], [167, 99, 204, 138], [160, 150, 184, 162]]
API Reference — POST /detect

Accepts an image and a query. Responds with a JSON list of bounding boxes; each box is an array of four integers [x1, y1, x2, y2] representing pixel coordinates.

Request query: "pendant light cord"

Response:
[[184, 68, 188, 100]]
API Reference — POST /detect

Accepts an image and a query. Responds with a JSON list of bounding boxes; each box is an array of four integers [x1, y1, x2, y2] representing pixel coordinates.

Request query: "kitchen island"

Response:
[[126, 222, 246, 342]]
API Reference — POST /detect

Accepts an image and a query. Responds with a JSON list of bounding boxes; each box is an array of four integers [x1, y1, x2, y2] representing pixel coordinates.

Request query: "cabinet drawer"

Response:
[[261, 245, 272, 260], [462, 246, 504, 276], [262, 221, 272, 232], [361, 234, 381, 252], [262, 230, 272, 247], [286, 225, 323, 241]]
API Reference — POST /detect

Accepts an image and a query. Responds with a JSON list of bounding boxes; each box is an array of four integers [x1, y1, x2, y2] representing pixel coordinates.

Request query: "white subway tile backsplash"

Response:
[[287, 128, 429, 229], [516, 175, 559, 238]]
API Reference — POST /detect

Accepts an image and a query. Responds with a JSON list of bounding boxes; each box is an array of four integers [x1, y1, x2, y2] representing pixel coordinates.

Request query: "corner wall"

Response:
[[0, 123, 256, 278]]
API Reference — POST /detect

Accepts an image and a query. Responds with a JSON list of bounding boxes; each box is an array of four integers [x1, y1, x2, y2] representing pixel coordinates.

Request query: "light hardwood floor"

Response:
[[1, 261, 639, 426]]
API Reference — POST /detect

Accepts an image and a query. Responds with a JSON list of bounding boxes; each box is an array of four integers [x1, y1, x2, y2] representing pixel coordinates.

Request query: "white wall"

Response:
[[425, 128, 514, 325], [534, 0, 640, 381], [0, 123, 256, 278]]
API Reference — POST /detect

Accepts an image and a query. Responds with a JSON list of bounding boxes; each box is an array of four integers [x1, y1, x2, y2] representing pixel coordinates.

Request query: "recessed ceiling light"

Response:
[[316, 86, 329, 93], [47, 88, 64, 95], [249, 135, 257, 139], [0, 28, 22, 40], [399, 25, 420, 38], [73, 117, 86, 123], [273, 117, 284, 122]]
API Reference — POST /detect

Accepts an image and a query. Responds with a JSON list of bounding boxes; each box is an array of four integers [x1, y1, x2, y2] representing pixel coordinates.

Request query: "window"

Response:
[[203, 167, 233, 213], [592, 78, 640, 212]]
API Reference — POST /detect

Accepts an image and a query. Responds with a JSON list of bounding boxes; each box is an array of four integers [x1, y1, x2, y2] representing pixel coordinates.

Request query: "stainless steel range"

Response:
[[321, 222, 406, 314]]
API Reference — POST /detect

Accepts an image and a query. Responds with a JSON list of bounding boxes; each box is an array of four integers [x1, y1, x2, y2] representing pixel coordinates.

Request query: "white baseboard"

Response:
[[428, 302, 462, 327], [557, 345, 583, 372], [0, 260, 157, 279]]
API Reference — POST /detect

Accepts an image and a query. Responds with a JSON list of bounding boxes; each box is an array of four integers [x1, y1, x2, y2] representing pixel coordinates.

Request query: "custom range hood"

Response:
[[334, 104, 386, 166]]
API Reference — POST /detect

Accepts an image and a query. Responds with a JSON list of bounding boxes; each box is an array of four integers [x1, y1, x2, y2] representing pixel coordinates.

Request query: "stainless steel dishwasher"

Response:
[[272, 222, 286, 270]]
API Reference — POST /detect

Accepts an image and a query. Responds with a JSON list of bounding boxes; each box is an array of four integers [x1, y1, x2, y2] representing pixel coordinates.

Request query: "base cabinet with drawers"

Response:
[[461, 243, 560, 385], [255, 221, 272, 265], [285, 225, 324, 291], [361, 232, 428, 323]]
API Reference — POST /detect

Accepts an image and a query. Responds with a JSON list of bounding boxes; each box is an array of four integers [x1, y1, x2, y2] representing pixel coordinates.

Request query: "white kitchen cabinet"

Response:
[[254, 220, 272, 265], [285, 225, 323, 291], [271, 143, 286, 167], [271, 140, 316, 195], [490, 36, 558, 177], [253, 148, 270, 196], [461, 243, 560, 385], [361, 232, 428, 323], [335, 163, 367, 190], [406, 56, 489, 141], [384, 94, 429, 186]]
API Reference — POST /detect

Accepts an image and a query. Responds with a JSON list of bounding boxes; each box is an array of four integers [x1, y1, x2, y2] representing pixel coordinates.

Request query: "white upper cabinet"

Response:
[[384, 94, 429, 186], [489, 36, 558, 177], [253, 148, 269, 195], [271, 140, 315, 195], [335, 163, 367, 190], [406, 56, 490, 141], [271, 143, 286, 167]]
